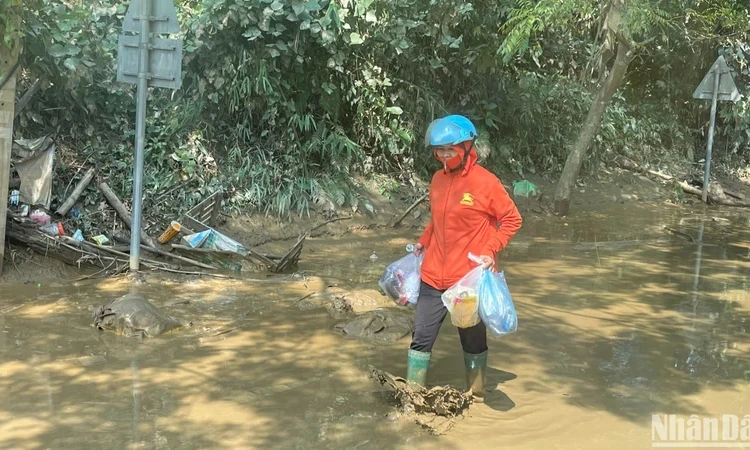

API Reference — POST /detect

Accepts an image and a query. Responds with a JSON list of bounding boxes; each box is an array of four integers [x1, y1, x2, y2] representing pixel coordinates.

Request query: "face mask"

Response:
[[435, 147, 465, 172]]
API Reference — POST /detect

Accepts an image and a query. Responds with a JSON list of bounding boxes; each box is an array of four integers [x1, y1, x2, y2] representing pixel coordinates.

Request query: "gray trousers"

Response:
[[409, 281, 488, 355]]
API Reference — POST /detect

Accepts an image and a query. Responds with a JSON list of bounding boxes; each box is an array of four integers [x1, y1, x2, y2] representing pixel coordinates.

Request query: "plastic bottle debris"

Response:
[[9, 190, 19, 206], [157, 221, 182, 244], [40, 222, 65, 237]]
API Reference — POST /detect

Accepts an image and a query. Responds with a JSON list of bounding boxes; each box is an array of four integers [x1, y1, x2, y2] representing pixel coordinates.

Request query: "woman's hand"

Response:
[[413, 243, 425, 256], [478, 255, 495, 271]]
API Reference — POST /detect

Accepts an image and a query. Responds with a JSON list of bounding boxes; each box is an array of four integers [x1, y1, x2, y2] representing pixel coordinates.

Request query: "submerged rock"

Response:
[[333, 308, 413, 342], [92, 293, 191, 339]]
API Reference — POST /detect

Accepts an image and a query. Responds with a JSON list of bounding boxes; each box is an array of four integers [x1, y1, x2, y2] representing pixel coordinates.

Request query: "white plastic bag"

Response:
[[441, 253, 483, 328], [378, 253, 423, 306]]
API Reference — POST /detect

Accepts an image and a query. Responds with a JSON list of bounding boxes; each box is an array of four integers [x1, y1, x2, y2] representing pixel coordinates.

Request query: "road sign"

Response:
[[117, 35, 182, 89], [123, 0, 180, 35], [692, 55, 740, 102], [117, 0, 183, 272], [692, 55, 741, 203]]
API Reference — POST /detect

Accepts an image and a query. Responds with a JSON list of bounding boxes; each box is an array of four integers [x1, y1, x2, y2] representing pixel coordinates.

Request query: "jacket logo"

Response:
[[460, 193, 474, 206]]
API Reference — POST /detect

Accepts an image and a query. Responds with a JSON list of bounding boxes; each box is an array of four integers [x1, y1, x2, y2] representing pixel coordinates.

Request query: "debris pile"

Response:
[[369, 366, 472, 435], [5, 137, 307, 278]]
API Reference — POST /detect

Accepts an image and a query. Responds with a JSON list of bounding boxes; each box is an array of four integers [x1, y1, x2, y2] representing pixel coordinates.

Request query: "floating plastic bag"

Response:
[[379, 252, 423, 306], [441, 254, 483, 328], [478, 270, 518, 337]]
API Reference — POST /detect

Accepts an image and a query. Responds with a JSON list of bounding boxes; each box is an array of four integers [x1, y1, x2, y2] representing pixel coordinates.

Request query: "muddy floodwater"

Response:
[[2, 201, 750, 449]]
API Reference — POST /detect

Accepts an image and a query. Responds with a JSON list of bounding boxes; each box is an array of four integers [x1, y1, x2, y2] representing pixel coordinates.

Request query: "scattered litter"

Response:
[[512, 180, 538, 198], [91, 235, 110, 245]]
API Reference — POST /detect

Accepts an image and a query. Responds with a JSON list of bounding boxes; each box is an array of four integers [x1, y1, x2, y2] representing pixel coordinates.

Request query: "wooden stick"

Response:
[[14, 78, 42, 119], [76, 259, 119, 281], [151, 267, 232, 278], [62, 236, 171, 268], [113, 237, 219, 270], [308, 216, 353, 234], [99, 182, 158, 248], [393, 193, 428, 228], [55, 167, 96, 216], [210, 192, 223, 227]]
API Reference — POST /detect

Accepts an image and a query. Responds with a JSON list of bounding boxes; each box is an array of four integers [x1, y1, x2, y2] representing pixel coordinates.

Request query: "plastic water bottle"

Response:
[[405, 243, 415, 253], [9, 190, 19, 206]]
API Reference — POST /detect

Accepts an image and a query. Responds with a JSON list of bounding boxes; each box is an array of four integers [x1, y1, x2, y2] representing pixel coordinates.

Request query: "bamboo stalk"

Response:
[[99, 182, 158, 248], [56, 167, 96, 216]]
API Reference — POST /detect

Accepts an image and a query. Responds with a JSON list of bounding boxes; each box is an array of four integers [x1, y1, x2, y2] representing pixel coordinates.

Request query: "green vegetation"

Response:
[[4, 0, 750, 224]]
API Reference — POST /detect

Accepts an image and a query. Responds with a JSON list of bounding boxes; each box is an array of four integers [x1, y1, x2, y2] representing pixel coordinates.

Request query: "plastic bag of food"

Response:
[[441, 254, 483, 328], [378, 253, 423, 306], [478, 270, 518, 337]]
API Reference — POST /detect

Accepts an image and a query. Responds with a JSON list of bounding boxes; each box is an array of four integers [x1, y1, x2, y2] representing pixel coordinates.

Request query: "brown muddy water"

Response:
[[1, 202, 750, 450]]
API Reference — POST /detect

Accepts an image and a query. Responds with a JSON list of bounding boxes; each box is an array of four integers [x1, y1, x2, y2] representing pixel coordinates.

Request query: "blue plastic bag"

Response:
[[478, 270, 518, 337]]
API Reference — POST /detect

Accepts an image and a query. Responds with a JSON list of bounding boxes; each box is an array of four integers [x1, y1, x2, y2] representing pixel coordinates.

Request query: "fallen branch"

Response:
[[613, 155, 675, 181], [308, 215, 353, 234], [151, 267, 232, 278], [137, 242, 218, 270], [75, 259, 120, 281], [61, 236, 174, 269], [171, 243, 272, 270], [55, 167, 96, 216], [393, 193, 428, 228], [112, 236, 218, 270], [14, 78, 43, 119], [99, 182, 158, 248], [613, 155, 749, 204], [678, 181, 750, 207], [688, 180, 745, 200]]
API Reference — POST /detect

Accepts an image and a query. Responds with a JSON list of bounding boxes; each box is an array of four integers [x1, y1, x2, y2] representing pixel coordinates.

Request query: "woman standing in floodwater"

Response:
[[408, 115, 522, 402]]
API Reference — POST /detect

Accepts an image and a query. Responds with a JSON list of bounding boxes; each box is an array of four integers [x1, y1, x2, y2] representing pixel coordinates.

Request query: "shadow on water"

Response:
[[0, 274, 447, 450], [1, 202, 750, 448]]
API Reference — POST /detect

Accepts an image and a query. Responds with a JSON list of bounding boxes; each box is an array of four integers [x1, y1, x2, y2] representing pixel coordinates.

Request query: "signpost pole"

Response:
[[701, 68, 721, 204], [129, 0, 151, 272]]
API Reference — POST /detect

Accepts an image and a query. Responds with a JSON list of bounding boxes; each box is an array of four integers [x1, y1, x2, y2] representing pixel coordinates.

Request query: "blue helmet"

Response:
[[424, 115, 478, 147]]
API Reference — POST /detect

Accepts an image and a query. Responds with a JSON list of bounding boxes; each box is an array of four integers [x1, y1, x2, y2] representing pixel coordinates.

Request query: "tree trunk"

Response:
[[553, 35, 634, 215]]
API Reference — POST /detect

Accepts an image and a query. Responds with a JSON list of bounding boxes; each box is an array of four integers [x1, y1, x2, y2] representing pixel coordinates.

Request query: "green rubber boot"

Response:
[[464, 351, 488, 402], [406, 349, 431, 387]]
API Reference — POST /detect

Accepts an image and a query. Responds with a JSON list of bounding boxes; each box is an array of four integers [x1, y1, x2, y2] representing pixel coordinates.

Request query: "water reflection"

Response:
[[1, 205, 749, 449]]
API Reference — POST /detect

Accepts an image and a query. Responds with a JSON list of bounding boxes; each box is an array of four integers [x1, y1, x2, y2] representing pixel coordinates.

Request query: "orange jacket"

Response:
[[417, 148, 522, 290]]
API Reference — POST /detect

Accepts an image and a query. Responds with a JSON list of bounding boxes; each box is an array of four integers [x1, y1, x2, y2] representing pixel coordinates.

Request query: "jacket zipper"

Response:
[[441, 174, 455, 289]]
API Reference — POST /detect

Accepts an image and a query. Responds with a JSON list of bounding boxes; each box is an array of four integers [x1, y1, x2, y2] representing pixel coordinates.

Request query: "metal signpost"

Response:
[[117, 0, 182, 271], [692, 55, 740, 203]]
